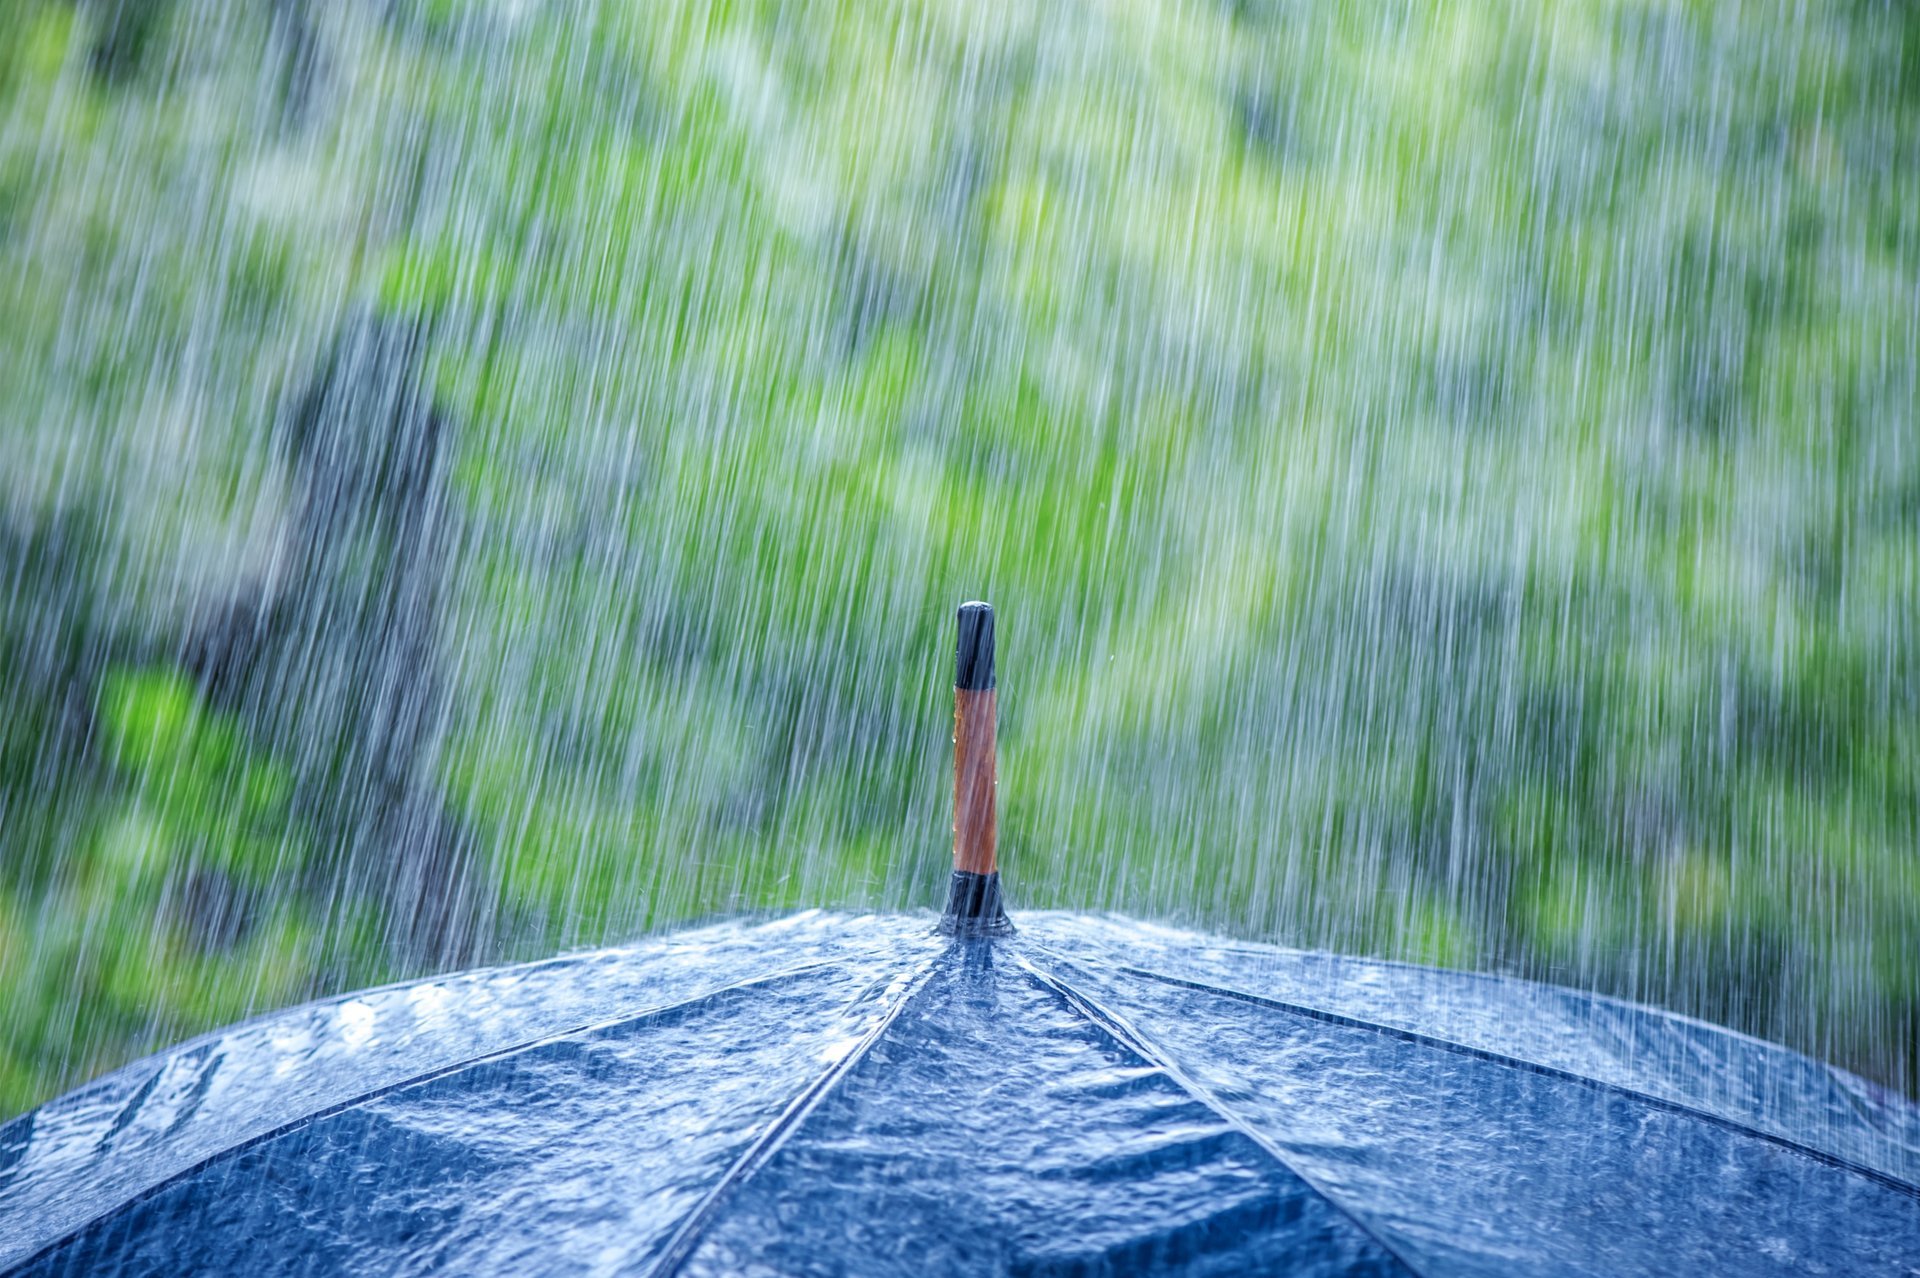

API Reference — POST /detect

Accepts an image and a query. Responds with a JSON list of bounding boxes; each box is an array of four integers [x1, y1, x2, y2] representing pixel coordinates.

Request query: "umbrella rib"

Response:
[[1015, 954, 1432, 1278], [643, 958, 939, 1278], [1112, 928, 1878, 1079], [1111, 961, 1920, 1200], [1, 959, 858, 1276]]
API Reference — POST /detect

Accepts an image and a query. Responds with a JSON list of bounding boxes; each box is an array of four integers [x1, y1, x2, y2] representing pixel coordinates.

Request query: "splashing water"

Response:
[[0, 0, 1914, 1116]]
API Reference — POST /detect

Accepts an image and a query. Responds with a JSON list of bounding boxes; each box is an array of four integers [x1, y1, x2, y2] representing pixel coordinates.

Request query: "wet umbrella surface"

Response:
[[2, 911, 1918, 1277]]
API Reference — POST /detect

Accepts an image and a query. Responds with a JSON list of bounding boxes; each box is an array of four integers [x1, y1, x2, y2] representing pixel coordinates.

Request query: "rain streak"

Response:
[[0, 0, 1916, 1129]]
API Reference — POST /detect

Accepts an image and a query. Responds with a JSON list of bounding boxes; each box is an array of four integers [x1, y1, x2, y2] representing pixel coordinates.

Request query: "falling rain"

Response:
[[0, 0, 1915, 1197]]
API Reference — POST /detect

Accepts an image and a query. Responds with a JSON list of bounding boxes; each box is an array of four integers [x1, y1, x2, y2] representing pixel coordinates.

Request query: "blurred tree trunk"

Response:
[[190, 314, 480, 966]]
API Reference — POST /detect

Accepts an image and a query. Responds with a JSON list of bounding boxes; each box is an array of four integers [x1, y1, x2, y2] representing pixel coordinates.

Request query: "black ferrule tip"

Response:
[[956, 601, 995, 691], [938, 871, 1014, 938]]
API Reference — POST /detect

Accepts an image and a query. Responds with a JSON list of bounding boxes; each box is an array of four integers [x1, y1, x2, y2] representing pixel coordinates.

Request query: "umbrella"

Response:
[[2, 605, 1917, 1276]]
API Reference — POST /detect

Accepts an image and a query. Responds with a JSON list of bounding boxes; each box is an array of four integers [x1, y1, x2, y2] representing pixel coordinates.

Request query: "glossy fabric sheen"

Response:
[[1, 914, 1916, 1276], [680, 949, 1402, 1277]]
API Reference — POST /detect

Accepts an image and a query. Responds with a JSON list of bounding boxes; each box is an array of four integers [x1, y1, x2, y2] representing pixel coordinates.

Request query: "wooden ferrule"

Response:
[[953, 687, 998, 876]]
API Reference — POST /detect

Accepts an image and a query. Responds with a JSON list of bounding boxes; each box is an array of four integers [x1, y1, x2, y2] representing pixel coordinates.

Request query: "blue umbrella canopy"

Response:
[[1, 911, 1917, 1277]]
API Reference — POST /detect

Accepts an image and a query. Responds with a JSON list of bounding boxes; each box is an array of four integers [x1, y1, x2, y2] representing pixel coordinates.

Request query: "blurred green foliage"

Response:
[[0, 0, 1915, 1115]]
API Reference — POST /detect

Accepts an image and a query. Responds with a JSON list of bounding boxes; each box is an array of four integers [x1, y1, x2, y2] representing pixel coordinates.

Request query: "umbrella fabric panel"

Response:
[[9, 908, 1912, 1262], [11, 963, 924, 1278], [678, 946, 1410, 1278], [5, 913, 1919, 1276], [1027, 916, 1920, 1184], [0, 913, 937, 1272], [1041, 955, 1920, 1277]]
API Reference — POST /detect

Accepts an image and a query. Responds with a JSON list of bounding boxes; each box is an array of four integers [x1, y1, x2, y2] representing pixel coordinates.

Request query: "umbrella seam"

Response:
[[1015, 952, 1432, 1278], [1113, 962, 1920, 1201], [0, 913, 897, 1138], [642, 957, 939, 1278], [1037, 919, 1920, 1155], [1075, 914, 1891, 1099], [0, 959, 860, 1277]]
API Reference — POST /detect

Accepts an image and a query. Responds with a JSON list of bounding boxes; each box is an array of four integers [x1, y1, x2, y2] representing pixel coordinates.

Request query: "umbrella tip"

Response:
[[956, 600, 994, 690], [945, 600, 1011, 938]]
